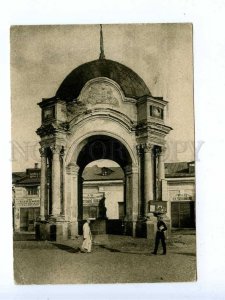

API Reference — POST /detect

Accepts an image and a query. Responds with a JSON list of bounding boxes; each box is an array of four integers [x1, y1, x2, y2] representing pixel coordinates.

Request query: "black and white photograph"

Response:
[[11, 23, 196, 284], [1, 1, 225, 299]]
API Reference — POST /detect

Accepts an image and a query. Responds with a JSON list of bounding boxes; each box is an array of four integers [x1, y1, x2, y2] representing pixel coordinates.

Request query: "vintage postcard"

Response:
[[11, 24, 196, 284]]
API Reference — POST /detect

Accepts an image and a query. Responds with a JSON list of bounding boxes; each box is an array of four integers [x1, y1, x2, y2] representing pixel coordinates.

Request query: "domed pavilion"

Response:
[[36, 25, 172, 240]]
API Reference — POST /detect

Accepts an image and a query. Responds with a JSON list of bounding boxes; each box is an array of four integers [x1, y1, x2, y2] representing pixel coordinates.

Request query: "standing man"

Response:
[[151, 215, 167, 255], [81, 219, 92, 253]]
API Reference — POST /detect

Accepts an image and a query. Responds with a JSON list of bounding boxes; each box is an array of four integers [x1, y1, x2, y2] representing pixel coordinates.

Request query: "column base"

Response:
[[35, 220, 69, 241], [91, 220, 107, 235], [68, 221, 79, 239], [135, 218, 147, 238]]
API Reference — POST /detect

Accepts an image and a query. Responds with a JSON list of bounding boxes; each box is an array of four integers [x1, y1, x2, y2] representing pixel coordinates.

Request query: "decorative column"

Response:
[[158, 146, 166, 200], [143, 142, 154, 215], [158, 146, 166, 181], [50, 145, 61, 219], [60, 146, 65, 216], [124, 165, 139, 236], [131, 166, 139, 236], [66, 163, 80, 237], [136, 144, 144, 218], [124, 165, 132, 220], [39, 147, 47, 220]]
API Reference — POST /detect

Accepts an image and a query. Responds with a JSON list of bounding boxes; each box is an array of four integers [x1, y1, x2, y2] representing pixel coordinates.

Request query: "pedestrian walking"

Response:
[[151, 215, 167, 255], [81, 219, 92, 253]]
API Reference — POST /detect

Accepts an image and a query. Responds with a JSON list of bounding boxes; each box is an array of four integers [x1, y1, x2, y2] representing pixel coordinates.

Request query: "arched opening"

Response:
[[82, 160, 125, 220], [75, 135, 134, 235], [82, 160, 126, 234], [76, 134, 132, 171]]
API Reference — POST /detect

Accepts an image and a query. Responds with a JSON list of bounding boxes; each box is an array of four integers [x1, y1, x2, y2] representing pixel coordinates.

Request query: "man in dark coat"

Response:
[[151, 215, 167, 255]]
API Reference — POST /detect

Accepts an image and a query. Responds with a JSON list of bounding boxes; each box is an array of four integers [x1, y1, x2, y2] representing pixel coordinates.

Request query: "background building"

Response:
[[12, 161, 195, 233], [165, 161, 195, 228], [82, 165, 124, 220], [13, 164, 40, 232]]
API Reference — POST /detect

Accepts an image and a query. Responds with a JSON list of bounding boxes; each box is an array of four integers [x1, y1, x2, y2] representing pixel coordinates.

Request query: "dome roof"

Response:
[[56, 59, 151, 101]]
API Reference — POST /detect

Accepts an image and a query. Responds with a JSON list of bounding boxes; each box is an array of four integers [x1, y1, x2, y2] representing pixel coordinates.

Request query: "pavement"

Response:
[[13, 230, 196, 284]]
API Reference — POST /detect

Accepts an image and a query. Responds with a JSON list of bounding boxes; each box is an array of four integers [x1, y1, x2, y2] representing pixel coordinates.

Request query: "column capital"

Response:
[[143, 142, 154, 153], [50, 145, 62, 155], [66, 163, 79, 175], [39, 147, 46, 157]]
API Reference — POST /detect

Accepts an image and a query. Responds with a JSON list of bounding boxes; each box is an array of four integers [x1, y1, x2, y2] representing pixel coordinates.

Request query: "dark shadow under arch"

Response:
[[77, 135, 132, 173], [76, 135, 133, 235]]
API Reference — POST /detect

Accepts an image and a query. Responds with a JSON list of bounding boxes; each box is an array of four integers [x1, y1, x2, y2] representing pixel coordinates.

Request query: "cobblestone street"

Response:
[[14, 231, 196, 284]]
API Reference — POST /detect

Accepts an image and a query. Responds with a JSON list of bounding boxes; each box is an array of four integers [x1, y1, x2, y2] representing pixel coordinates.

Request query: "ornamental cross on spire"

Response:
[[99, 24, 105, 60]]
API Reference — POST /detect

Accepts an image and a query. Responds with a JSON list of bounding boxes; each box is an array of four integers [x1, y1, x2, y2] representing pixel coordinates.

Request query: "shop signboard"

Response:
[[15, 198, 40, 207], [149, 201, 167, 213]]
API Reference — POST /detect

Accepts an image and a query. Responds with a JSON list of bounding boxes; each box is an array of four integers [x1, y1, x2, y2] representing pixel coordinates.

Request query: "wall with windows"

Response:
[[13, 186, 40, 232], [83, 181, 124, 220]]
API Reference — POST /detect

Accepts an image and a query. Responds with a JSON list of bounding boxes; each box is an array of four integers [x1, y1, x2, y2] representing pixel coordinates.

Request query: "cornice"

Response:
[[137, 95, 168, 107], [136, 121, 172, 136], [36, 122, 70, 137], [37, 96, 66, 108]]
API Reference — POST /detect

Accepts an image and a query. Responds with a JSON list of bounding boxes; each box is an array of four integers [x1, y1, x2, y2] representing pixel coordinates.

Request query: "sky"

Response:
[[11, 24, 194, 171]]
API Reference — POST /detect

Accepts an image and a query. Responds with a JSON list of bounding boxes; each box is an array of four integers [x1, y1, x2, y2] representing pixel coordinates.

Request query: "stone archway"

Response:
[[65, 134, 139, 238], [36, 58, 172, 241]]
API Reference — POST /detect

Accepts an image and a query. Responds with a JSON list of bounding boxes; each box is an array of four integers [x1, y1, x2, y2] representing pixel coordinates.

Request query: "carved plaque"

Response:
[[80, 82, 120, 106]]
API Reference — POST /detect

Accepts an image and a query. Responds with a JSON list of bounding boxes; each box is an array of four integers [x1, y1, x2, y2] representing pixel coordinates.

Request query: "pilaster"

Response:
[[158, 146, 166, 200], [50, 145, 62, 219], [66, 163, 80, 237], [143, 142, 154, 215], [39, 147, 47, 220]]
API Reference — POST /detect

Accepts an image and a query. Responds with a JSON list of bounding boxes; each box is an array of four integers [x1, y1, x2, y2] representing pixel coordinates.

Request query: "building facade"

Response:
[[12, 162, 195, 233], [165, 161, 195, 229], [13, 164, 41, 232], [82, 165, 124, 220], [12, 164, 125, 233]]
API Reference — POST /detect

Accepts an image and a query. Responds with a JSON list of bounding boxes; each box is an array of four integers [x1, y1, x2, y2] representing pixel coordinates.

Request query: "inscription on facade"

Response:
[[15, 198, 40, 207], [83, 193, 104, 206]]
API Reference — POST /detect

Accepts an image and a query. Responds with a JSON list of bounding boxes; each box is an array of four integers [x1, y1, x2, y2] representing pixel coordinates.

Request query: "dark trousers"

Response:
[[153, 231, 166, 254]]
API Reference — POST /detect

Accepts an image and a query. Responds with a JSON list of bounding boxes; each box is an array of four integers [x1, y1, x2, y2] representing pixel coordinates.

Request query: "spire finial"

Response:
[[99, 24, 105, 60]]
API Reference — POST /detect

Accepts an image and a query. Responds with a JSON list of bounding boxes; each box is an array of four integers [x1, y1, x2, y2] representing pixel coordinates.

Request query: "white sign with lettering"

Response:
[[15, 198, 40, 207]]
